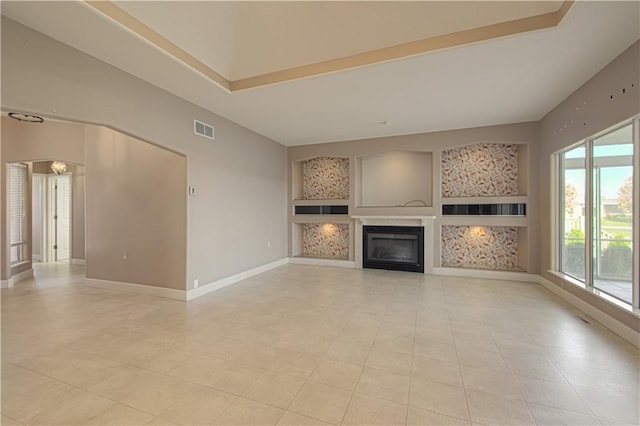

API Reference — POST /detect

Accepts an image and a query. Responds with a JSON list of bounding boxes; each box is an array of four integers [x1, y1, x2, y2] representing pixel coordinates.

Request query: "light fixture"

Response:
[[51, 161, 67, 175], [8, 112, 44, 123]]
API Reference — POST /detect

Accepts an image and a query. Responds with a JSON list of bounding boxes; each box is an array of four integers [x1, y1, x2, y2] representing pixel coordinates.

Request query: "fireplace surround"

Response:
[[353, 216, 435, 273]]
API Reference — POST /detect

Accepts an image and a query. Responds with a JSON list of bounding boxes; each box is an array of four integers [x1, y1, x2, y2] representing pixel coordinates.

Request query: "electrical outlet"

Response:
[[123, 251, 127, 261], [267, 240, 271, 248], [194, 279, 199, 289]]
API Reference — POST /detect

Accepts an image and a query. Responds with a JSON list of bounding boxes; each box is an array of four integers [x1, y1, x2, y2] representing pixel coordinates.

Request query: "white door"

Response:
[[55, 175, 72, 261]]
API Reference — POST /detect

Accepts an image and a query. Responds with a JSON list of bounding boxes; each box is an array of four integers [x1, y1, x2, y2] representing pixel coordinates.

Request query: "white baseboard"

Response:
[[13, 268, 33, 284], [32, 255, 41, 262], [71, 258, 86, 265], [432, 267, 538, 283], [187, 258, 289, 301], [1, 268, 34, 289], [538, 276, 640, 349], [288, 257, 355, 268], [85, 278, 187, 301]]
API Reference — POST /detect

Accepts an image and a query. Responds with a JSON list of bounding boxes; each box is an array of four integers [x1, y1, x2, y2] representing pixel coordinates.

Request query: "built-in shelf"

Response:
[[441, 195, 528, 204], [292, 216, 351, 224], [288, 140, 533, 275], [440, 264, 525, 272], [296, 253, 349, 261], [292, 199, 349, 205]]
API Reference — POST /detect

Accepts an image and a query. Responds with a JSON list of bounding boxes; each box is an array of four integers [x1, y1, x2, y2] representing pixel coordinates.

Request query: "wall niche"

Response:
[[296, 157, 349, 200], [301, 223, 349, 260], [441, 143, 523, 198], [441, 225, 525, 271], [357, 151, 432, 207]]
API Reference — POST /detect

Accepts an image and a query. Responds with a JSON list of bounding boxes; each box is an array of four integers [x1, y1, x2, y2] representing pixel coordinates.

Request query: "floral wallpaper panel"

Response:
[[302, 224, 349, 259], [441, 225, 520, 271], [303, 157, 349, 200], [441, 143, 518, 197]]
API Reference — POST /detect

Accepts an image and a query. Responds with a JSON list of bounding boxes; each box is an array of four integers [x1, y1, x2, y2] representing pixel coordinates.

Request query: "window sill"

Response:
[[547, 270, 640, 319]]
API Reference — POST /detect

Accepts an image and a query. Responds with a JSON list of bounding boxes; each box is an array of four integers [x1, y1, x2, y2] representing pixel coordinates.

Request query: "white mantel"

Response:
[[351, 215, 436, 273]]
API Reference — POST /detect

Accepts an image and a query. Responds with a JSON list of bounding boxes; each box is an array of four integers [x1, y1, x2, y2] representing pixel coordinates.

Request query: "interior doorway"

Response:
[[50, 174, 71, 261], [31, 164, 72, 262]]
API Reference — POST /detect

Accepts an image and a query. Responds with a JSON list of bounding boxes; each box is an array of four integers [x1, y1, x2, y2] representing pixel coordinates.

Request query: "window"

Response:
[[556, 119, 637, 307], [560, 144, 586, 280], [9, 163, 28, 264]]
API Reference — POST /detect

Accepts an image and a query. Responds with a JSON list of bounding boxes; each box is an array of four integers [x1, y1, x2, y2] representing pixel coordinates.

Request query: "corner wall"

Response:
[[1, 18, 288, 290], [539, 41, 640, 332], [85, 126, 186, 289]]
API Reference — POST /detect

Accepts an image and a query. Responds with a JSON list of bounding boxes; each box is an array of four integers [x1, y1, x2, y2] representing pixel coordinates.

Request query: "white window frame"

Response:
[[553, 116, 639, 309], [9, 163, 28, 265]]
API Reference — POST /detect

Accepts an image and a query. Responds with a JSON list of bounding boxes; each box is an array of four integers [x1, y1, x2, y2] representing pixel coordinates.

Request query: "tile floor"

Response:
[[1, 263, 639, 425]]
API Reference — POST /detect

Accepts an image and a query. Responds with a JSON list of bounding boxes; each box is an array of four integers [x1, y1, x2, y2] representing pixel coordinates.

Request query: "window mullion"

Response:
[[634, 118, 639, 309], [585, 139, 593, 288]]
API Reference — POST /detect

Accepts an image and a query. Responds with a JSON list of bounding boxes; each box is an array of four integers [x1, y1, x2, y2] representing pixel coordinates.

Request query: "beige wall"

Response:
[[71, 165, 85, 260], [1, 18, 287, 290], [539, 41, 640, 332], [85, 126, 186, 289], [0, 118, 85, 279], [288, 122, 538, 270]]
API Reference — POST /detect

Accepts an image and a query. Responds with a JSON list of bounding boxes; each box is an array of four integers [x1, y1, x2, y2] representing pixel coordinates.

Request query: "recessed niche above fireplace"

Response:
[[356, 151, 432, 207]]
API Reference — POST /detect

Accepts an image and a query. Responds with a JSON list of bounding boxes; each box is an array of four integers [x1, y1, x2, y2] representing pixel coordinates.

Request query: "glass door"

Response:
[[591, 124, 634, 304]]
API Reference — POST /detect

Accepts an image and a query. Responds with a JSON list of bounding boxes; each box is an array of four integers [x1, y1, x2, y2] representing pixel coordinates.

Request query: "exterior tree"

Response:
[[565, 183, 578, 216], [617, 175, 633, 213]]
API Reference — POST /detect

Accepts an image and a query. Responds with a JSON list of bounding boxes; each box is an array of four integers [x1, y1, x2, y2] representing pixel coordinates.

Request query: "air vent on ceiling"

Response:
[[194, 119, 214, 140]]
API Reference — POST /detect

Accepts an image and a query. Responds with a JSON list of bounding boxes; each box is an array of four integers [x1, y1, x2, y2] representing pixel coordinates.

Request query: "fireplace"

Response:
[[363, 226, 424, 273]]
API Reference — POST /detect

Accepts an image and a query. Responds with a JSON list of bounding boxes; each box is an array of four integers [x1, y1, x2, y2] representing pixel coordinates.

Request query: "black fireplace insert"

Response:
[[363, 226, 424, 273]]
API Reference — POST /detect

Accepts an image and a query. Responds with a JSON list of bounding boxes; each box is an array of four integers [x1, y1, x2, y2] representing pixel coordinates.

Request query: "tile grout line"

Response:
[[336, 286, 389, 426], [272, 303, 343, 425], [403, 280, 421, 426]]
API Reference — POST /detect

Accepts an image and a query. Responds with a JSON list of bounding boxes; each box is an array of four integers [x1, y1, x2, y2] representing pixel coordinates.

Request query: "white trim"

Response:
[[288, 257, 355, 268], [32, 255, 42, 262], [186, 258, 289, 301], [352, 215, 436, 273], [12, 268, 34, 284], [633, 117, 639, 309], [547, 269, 640, 317], [2, 268, 34, 288], [538, 275, 640, 349], [71, 258, 86, 265], [351, 215, 437, 220], [432, 267, 538, 283], [85, 278, 187, 301], [32, 173, 48, 262]]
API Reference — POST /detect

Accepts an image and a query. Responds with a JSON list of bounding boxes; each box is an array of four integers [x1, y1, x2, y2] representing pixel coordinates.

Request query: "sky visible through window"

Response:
[[564, 144, 633, 199]]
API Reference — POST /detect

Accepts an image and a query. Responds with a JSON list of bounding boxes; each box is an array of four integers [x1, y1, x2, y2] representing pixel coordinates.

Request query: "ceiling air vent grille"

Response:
[[194, 120, 214, 140]]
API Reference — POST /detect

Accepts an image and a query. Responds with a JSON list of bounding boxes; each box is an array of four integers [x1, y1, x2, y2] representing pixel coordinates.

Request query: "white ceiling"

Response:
[[2, 1, 639, 146]]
